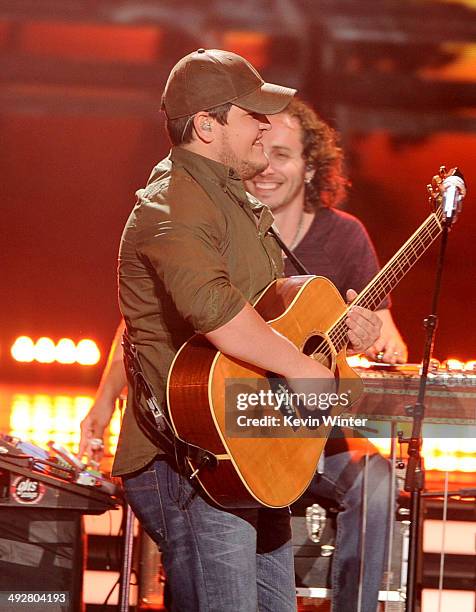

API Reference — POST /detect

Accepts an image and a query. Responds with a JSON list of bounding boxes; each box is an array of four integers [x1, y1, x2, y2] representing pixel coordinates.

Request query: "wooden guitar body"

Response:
[[167, 275, 362, 508], [166, 166, 458, 508]]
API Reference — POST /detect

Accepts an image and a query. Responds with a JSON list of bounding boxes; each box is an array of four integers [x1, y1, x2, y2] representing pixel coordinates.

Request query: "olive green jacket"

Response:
[[112, 147, 283, 476]]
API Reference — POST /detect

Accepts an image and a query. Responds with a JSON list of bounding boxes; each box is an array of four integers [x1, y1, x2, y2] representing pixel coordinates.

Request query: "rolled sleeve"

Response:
[[138, 203, 246, 334]]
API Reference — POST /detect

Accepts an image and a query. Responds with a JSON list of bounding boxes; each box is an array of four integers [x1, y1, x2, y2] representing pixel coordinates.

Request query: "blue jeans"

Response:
[[123, 456, 296, 612], [308, 432, 393, 612]]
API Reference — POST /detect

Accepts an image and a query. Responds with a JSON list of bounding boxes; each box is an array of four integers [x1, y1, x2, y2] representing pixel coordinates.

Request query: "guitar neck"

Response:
[[330, 207, 443, 351]]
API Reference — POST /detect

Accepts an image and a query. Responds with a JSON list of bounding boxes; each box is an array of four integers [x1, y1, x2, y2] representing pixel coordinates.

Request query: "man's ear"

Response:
[[304, 165, 315, 184], [193, 112, 214, 142]]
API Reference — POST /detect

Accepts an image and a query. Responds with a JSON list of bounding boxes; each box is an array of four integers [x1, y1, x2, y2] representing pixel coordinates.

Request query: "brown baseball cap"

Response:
[[161, 48, 296, 119]]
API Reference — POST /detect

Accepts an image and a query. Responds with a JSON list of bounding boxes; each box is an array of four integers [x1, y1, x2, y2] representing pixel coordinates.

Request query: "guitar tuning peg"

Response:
[[427, 182, 439, 199], [431, 172, 443, 194]]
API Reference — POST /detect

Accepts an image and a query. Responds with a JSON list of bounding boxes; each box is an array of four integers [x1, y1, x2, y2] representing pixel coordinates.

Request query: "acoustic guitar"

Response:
[[166, 167, 464, 508]]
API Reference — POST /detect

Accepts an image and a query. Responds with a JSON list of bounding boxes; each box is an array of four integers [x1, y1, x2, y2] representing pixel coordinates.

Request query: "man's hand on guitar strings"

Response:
[[345, 289, 382, 354], [365, 308, 408, 364]]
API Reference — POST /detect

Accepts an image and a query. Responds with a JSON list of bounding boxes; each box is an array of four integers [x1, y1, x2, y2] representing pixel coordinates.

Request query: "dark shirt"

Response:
[[113, 147, 284, 476], [285, 207, 390, 309]]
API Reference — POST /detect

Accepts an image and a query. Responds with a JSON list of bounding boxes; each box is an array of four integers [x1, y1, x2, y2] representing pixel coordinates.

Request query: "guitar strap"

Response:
[[122, 333, 217, 474], [268, 226, 311, 275]]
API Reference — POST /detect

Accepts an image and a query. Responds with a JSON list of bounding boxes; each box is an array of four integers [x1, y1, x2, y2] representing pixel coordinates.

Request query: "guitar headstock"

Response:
[[427, 165, 466, 225]]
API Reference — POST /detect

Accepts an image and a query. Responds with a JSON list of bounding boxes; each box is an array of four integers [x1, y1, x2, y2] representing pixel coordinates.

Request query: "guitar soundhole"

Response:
[[302, 334, 325, 356], [302, 334, 332, 370]]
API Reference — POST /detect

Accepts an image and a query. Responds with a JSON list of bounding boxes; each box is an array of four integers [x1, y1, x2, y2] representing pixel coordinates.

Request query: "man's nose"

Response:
[[257, 160, 275, 176], [257, 114, 271, 131]]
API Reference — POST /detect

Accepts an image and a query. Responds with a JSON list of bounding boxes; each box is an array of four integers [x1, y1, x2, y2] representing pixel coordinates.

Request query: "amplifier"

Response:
[[0, 507, 83, 612], [292, 498, 408, 607], [292, 463, 409, 610], [292, 500, 336, 590], [420, 495, 476, 592]]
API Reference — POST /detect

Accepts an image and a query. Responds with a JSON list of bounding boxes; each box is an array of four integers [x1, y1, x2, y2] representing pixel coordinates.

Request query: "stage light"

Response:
[[422, 438, 476, 472], [34, 337, 56, 363], [6, 391, 106, 455], [10, 393, 93, 450], [444, 358, 465, 371], [10, 336, 35, 362], [76, 339, 101, 366], [10, 336, 101, 366], [371, 437, 476, 473], [55, 338, 77, 364], [347, 355, 372, 368]]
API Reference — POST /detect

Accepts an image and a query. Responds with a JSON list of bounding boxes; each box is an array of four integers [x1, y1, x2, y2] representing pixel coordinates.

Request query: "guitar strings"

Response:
[[319, 210, 443, 359], [308, 210, 443, 364], [328, 213, 442, 353]]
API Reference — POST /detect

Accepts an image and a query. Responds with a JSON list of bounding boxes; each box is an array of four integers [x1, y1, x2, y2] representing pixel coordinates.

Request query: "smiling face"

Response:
[[215, 105, 271, 180], [245, 112, 313, 212]]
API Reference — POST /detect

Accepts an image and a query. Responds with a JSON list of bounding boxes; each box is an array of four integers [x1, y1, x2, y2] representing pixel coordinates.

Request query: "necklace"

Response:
[[288, 211, 305, 251]]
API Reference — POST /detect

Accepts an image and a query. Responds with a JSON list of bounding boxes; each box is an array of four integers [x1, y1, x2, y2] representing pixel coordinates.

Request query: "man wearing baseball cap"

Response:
[[113, 49, 381, 611]]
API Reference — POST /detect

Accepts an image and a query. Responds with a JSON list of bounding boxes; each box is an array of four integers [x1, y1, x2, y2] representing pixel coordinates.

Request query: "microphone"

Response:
[[441, 168, 466, 223]]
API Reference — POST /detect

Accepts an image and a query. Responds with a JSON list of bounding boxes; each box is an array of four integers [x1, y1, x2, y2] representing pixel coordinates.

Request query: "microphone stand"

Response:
[[118, 502, 135, 611], [398, 182, 461, 612]]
